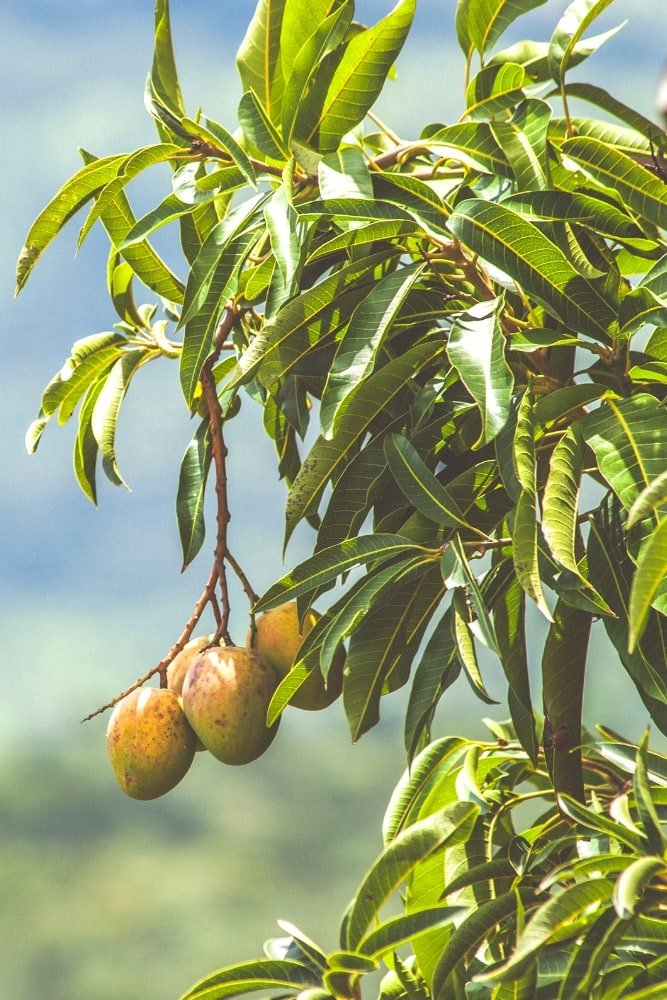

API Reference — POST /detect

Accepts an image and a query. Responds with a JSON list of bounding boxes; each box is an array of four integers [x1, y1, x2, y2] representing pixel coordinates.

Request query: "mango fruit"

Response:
[[106, 687, 196, 799], [248, 601, 344, 711], [166, 634, 213, 693], [166, 635, 213, 751], [182, 646, 279, 765]]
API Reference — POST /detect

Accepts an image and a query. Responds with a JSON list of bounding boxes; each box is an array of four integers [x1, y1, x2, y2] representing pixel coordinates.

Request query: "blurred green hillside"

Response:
[[2, 712, 409, 1000]]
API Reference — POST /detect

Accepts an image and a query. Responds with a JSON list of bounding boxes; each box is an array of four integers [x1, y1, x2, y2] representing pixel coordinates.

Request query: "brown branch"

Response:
[[80, 566, 220, 722], [82, 306, 259, 721], [226, 548, 259, 606], [200, 307, 241, 646]]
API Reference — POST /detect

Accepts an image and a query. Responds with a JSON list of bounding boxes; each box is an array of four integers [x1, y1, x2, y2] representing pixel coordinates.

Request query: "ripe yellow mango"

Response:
[[166, 634, 213, 693], [248, 601, 344, 711], [167, 635, 213, 752], [182, 646, 279, 765], [106, 687, 196, 800]]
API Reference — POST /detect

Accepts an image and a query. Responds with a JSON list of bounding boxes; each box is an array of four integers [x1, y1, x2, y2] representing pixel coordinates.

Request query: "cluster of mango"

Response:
[[106, 603, 344, 799]]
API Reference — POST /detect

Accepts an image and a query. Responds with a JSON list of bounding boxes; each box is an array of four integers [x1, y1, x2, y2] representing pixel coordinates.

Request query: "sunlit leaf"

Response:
[[449, 199, 616, 343], [628, 517, 667, 652], [177, 419, 212, 569], [344, 802, 478, 950], [181, 958, 318, 1000], [256, 534, 423, 612], [561, 136, 667, 231], [320, 262, 425, 437], [613, 857, 666, 920], [15, 154, 125, 293], [548, 0, 617, 85], [285, 339, 447, 543], [456, 0, 549, 58], [446, 296, 514, 447], [295, 0, 416, 153]]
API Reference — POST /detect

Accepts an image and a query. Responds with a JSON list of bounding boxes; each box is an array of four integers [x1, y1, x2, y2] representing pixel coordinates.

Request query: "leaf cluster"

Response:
[[181, 726, 667, 1000], [16, 0, 667, 798]]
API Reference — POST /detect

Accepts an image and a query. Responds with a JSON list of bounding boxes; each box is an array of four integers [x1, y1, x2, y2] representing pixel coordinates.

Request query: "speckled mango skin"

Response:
[[166, 635, 213, 752], [248, 601, 344, 711], [106, 688, 196, 800], [182, 646, 280, 765], [166, 635, 213, 693]]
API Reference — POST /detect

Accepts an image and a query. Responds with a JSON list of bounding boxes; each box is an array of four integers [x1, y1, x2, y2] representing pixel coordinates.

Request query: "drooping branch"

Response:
[[82, 304, 260, 720]]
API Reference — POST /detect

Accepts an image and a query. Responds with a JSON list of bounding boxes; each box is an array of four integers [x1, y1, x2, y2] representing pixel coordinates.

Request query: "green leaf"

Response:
[[558, 82, 665, 152], [613, 857, 666, 920], [238, 89, 288, 160], [182, 116, 257, 188], [404, 612, 461, 759], [452, 588, 498, 705], [77, 143, 184, 248], [494, 573, 539, 764], [358, 906, 463, 959], [479, 881, 613, 984], [511, 388, 552, 620], [78, 150, 185, 304], [256, 534, 423, 612], [281, 3, 353, 144], [384, 434, 469, 533], [587, 500, 667, 720], [634, 733, 667, 854], [433, 892, 527, 996], [561, 136, 667, 231], [296, 0, 416, 153], [180, 958, 318, 1000], [180, 195, 267, 328], [228, 251, 391, 395], [548, 0, 617, 85], [491, 98, 553, 192], [320, 262, 425, 437], [542, 601, 591, 802], [542, 425, 585, 578], [628, 518, 667, 652], [151, 0, 185, 119], [457, 0, 549, 58], [447, 296, 514, 447], [619, 286, 667, 337], [375, 173, 451, 237], [558, 907, 625, 999], [264, 169, 304, 302], [180, 228, 258, 406], [383, 735, 467, 843], [449, 199, 616, 343], [285, 339, 447, 543], [344, 802, 478, 950], [73, 379, 107, 504], [306, 219, 417, 263], [15, 154, 125, 293], [90, 349, 147, 486], [177, 419, 212, 569], [343, 568, 444, 740], [422, 122, 511, 176], [500, 190, 650, 247], [465, 62, 527, 119], [582, 394, 667, 515], [236, 0, 287, 122], [449, 536, 499, 654], [557, 794, 645, 852]]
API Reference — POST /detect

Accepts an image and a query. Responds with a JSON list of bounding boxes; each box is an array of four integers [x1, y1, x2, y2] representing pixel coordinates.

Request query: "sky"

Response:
[[2, 0, 667, 756]]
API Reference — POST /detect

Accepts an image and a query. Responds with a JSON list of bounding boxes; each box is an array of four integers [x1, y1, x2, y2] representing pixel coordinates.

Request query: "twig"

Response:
[[199, 308, 241, 646], [81, 566, 220, 722], [82, 305, 259, 721]]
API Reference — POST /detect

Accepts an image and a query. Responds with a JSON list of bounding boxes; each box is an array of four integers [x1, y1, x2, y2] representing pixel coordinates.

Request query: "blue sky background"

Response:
[[3, 0, 666, 752]]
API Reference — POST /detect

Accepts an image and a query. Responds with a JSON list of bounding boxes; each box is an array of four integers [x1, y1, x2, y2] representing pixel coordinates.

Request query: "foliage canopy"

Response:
[[17, 0, 667, 995]]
